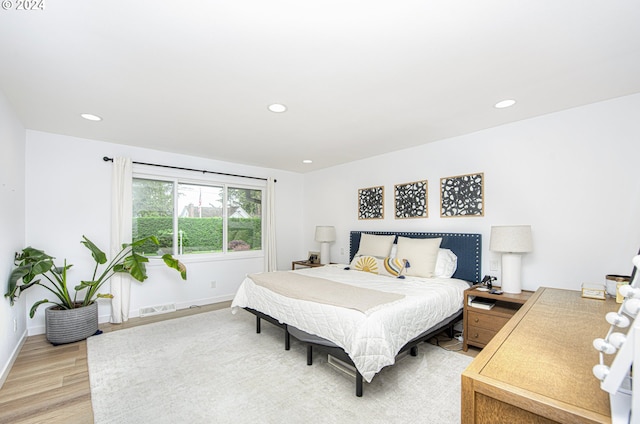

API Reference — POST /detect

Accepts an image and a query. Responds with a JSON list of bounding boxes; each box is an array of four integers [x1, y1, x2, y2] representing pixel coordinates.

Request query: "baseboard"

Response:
[[28, 295, 236, 335], [0, 329, 27, 389]]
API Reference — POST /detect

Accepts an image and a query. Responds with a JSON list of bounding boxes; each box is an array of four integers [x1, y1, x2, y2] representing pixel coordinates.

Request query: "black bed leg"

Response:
[[285, 328, 291, 351], [356, 371, 363, 397], [256, 316, 261, 333], [447, 323, 454, 338], [307, 345, 313, 365], [410, 345, 418, 356]]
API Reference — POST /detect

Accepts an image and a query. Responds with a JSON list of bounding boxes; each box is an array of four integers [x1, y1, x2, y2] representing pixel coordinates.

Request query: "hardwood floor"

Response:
[[0, 302, 231, 424]]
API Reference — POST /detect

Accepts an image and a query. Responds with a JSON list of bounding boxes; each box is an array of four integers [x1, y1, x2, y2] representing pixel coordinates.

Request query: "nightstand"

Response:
[[291, 260, 324, 270], [463, 285, 534, 351]]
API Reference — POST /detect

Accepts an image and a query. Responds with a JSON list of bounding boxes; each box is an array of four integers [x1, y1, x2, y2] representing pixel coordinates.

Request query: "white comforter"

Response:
[[231, 264, 469, 382]]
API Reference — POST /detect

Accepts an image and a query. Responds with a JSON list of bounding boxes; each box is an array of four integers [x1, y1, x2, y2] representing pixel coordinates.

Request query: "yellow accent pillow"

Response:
[[352, 256, 379, 274]]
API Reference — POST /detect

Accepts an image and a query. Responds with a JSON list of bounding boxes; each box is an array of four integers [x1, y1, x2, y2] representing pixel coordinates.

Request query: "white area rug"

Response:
[[87, 308, 472, 424]]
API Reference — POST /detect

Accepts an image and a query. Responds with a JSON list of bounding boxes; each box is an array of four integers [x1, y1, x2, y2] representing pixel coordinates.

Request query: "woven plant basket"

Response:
[[45, 301, 99, 345]]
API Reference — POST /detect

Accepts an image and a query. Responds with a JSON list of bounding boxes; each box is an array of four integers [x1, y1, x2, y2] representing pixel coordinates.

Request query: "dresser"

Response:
[[461, 287, 619, 423]]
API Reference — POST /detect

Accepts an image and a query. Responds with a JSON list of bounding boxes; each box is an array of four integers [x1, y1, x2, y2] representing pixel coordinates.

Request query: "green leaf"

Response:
[[122, 252, 150, 282], [96, 293, 114, 299], [75, 281, 97, 291], [162, 254, 187, 280], [81, 236, 108, 264], [129, 236, 159, 248], [29, 299, 50, 318]]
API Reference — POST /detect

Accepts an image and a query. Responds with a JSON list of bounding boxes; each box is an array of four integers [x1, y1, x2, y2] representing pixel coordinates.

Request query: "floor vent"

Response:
[[139, 303, 176, 317]]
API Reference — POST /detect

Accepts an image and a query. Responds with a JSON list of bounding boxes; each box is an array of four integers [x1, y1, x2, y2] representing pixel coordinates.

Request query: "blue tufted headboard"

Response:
[[349, 231, 482, 283]]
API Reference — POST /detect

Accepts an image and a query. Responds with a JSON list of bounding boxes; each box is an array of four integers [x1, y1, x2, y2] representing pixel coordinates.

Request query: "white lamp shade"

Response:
[[315, 226, 336, 243], [489, 225, 533, 253]]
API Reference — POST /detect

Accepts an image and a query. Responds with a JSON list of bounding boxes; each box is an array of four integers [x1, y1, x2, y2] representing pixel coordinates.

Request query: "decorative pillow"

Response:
[[351, 255, 380, 274], [434, 249, 458, 278], [380, 257, 407, 278], [355, 233, 395, 258], [350, 255, 408, 278], [396, 236, 442, 278]]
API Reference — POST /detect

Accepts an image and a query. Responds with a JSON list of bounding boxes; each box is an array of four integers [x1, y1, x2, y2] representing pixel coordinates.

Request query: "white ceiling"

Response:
[[1, 1, 639, 173]]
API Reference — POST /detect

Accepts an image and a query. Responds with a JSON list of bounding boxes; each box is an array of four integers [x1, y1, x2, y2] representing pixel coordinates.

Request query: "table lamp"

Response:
[[315, 226, 336, 265], [489, 225, 533, 294]]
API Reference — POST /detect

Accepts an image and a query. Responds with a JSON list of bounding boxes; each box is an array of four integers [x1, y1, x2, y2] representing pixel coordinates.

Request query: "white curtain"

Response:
[[110, 157, 133, 323], [264, 177, 277, 272]]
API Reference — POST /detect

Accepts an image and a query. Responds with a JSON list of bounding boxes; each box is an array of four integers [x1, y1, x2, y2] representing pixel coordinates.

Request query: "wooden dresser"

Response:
[[462, 287, 620, 424]]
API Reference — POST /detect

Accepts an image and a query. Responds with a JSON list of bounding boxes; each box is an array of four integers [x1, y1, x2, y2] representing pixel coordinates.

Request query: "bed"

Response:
[[231, 230, 482, 396]]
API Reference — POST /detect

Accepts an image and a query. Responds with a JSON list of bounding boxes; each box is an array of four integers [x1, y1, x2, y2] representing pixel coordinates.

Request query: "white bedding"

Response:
[[231, 264, 469, 382]]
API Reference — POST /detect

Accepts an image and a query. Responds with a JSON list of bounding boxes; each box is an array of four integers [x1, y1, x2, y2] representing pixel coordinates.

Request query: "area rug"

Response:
[[87, 308, 472, 424]]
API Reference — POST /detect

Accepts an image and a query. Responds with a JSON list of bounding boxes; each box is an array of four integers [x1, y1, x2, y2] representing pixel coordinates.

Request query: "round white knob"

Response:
[[609, 332, 627, 349], [593, 338, 616, 354], [593, 364, 610, 381], [625, 298, 640, 315], [606, 312, 630, 328]]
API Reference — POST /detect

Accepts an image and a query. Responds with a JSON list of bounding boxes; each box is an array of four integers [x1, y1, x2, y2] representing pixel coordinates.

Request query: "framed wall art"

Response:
[[358, 186, 384, 220], [440, 172, 484, 217], [394, 180, 428, 219]]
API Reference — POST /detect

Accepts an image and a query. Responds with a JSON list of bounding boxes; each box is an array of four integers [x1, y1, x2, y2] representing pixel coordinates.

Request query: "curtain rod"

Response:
[[102, 156, 274, 182]]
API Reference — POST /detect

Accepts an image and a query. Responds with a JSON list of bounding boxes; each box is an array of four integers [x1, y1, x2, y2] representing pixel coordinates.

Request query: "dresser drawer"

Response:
[[467, 310, 510, 332], [467, 325, 497, 346]]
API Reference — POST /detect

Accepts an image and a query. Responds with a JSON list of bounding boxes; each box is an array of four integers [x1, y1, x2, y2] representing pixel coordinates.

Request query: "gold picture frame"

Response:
[[440, 173, 484, 218], [358, 185, 384, 220]]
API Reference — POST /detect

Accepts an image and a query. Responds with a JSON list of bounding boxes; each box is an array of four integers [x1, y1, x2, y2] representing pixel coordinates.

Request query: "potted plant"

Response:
[[5, 235, 187, 345]]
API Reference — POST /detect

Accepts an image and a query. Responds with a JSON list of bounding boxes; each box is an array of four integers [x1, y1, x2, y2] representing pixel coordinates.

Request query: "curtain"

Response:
[[110, 157, 133, 323], [264, 177, 277, 272]]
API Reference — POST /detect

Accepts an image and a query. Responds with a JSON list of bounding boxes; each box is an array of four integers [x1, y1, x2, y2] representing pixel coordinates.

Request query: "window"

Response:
[[132, 176, 263, 257]]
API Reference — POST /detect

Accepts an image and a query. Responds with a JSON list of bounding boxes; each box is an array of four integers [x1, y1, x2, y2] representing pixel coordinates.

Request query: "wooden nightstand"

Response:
[[291, 260, 324, 270], [463, 285, 534, 351]]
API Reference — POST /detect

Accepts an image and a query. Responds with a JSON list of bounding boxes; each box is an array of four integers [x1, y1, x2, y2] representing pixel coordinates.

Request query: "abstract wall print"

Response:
[[440, 173, 484, 217], [394, 180, 428, 219], [358, 186, 384, 220]]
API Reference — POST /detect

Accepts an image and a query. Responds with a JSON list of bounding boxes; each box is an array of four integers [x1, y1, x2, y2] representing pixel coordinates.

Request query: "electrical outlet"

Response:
[[13, 318, 17, 333], [490, 260, 499, 271], [340, 247, 345, 255], [210, 280, 216, 289]]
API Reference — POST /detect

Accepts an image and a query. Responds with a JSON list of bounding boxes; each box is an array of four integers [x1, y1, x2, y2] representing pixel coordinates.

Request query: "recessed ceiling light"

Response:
[[268, 103, 287, 113], [302, 159, 313, 164], [81, 113, 102, 121], [494, 99, 516, 109]]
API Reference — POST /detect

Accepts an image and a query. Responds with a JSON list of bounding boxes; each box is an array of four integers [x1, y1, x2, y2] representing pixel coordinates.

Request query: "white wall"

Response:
[[0, 91, 27, 386], [24, 131, 305, 334], [303, 94, 640, 292]]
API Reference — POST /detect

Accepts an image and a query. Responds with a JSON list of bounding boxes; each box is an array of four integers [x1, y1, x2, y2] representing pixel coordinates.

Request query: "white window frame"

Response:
[[133, 166, 265, 263]]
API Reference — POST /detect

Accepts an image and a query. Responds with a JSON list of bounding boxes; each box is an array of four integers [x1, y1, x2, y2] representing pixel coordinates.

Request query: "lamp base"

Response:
[[501, 253, 523, 294], [320, 242, 331, 265]]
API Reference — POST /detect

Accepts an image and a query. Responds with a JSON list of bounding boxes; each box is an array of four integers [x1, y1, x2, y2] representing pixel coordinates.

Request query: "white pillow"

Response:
[[434, 249, 458, 278], [355, 233, 395, 258], [395, 237, 442, 278]]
